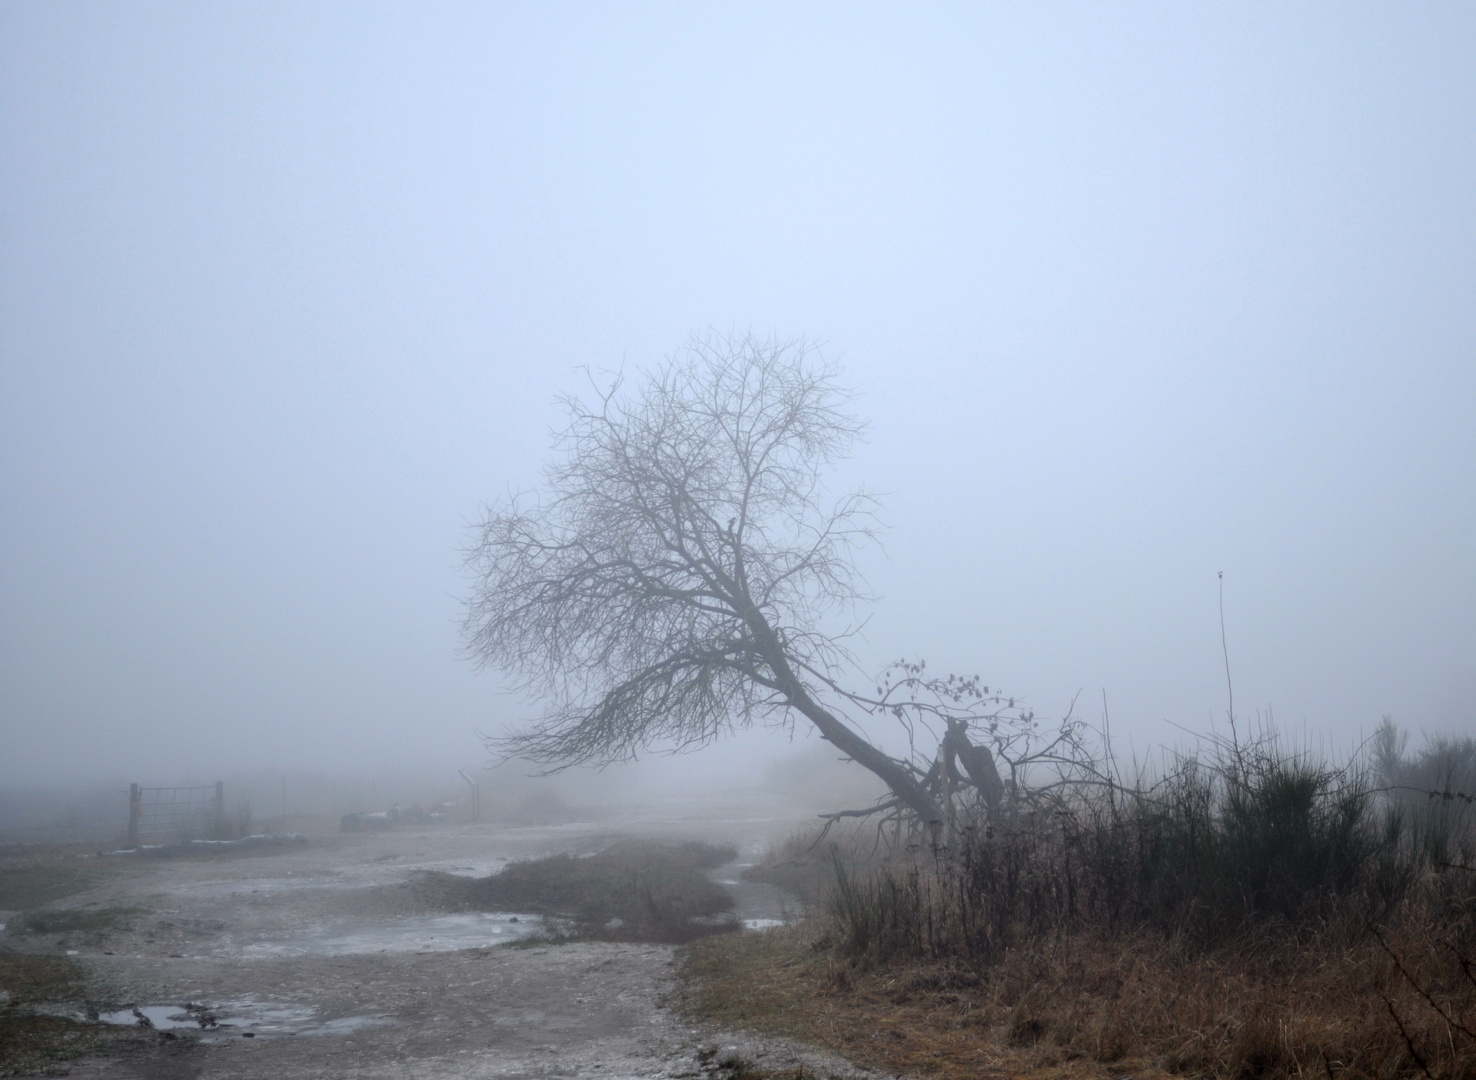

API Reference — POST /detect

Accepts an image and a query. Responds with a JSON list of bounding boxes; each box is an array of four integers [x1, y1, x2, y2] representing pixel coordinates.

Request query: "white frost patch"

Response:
[[235, 912, 545, 957], [93, 1000, 394, 1039]]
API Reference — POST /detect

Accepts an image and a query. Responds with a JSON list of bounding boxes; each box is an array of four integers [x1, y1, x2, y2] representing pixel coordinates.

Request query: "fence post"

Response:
[[458, 770, 480, 823], [214, 781, 225, 838], [128, 783, 141, 846]]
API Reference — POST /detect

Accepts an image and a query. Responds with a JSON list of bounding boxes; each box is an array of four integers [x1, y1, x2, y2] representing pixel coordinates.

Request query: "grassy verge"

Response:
[[0, 846, 168, 1073], [5, 906, 144, 937], [682, 725, 1476, 1080], [0, 1014, 118, 1077], [0, 955, 89, 1004], [692, 1044, 818, 1080], [0, 954, 146, 1077], [681, 923, 1156, 1080], [683, 916, 1476, 1080], [0, 863, 105, 912], [423, 838, 740, 944]]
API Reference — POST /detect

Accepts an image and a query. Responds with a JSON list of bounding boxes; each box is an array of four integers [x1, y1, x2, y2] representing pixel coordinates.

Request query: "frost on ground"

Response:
[[3, 810, 879, 1079], [62, 942, 876, 1079]]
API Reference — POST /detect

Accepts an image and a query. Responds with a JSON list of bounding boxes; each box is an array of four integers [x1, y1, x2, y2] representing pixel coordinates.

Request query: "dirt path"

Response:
[[10, 808, 876, 1079]]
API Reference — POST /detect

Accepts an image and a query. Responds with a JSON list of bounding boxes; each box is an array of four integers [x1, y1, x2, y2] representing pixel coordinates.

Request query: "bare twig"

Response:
[[1374, 927, 1476, 1042], [1382, 990, 1435, 1080], [1218, 571, 1231, 721]]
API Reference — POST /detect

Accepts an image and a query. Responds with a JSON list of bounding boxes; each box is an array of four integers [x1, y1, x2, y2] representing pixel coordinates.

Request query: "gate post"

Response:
[[128, 783, 141, 846], [458, 770, 480, 823]]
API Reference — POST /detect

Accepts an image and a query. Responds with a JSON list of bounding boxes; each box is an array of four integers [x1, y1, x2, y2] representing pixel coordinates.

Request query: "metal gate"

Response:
[[127, 782, 224, 845]]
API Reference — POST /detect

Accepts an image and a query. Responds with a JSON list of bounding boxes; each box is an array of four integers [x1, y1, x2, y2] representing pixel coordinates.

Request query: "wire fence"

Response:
[[127, 782, 224, 844]]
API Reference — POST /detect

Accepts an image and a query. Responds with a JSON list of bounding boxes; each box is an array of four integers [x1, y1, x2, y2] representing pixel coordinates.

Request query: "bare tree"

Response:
[[463, 332, 1080, 834]]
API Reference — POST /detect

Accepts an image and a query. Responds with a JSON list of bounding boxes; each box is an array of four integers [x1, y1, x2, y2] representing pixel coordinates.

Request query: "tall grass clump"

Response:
[[827, 852, 930, 961], [441, 838, 739, 943]]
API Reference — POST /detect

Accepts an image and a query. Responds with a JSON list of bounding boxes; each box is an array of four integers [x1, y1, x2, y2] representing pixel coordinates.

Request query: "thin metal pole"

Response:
[[458, 770, 480, 823], [1218, 570, 1234, 728]]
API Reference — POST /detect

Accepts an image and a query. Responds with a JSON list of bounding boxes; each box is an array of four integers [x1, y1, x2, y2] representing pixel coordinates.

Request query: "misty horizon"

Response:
[[3, 5, 1473, 790]]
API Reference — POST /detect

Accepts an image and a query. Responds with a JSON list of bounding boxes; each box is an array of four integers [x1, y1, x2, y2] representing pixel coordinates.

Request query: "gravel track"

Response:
[[11, 810, 878, 1079]]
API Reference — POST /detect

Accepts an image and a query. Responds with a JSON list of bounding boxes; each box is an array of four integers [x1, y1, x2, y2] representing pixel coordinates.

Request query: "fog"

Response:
[[2, 5, 1473, 797]]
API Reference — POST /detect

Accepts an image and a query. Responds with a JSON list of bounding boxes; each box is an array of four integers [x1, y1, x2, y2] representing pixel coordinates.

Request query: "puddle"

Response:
[[91, 1000, 393, 1040], [166, 854, 514, 901], [235, 912, 545, 957], [418, 859, 508, 877], [708, 851, 799, 931]]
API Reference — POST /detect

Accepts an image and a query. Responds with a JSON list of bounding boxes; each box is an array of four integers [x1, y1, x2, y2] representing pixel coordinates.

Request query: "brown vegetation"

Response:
[[0, 1014, 119, 1078], [0, 847, 112, 911], [0, 954, 146, 1077], [683, 725, 1476, 1080], [423, 837, 740, 944], [685, 907, 1474, 1080]]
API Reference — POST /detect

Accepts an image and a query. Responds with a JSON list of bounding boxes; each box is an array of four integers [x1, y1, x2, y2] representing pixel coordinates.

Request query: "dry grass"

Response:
[[0, 955, 89, 1007], [681, 909, 1476, 1080], [693, 1045, 820, 1080], [682, 922, 1133, 1080], [684, 727, 1476, 1078], [0, 849, 111, 910]]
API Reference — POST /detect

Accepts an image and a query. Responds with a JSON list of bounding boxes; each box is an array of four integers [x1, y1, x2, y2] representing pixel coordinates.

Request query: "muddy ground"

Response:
[[2, 796, 877, 1079]]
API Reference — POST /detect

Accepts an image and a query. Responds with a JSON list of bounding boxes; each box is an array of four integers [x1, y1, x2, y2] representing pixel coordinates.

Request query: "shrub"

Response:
[[447, 838, 739, 944], [826, 723, 1475, 966]]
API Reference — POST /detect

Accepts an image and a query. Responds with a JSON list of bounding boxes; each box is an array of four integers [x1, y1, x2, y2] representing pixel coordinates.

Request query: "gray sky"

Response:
[[3, 3, 1473, 787]]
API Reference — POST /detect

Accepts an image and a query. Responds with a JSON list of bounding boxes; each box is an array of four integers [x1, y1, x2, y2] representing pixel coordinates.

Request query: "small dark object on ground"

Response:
[[182, 1002, 218, 1028]]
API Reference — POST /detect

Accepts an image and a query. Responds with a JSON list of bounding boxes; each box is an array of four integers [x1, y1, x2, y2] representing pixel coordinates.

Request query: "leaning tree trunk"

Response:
[[744, 607, 945, 827]]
